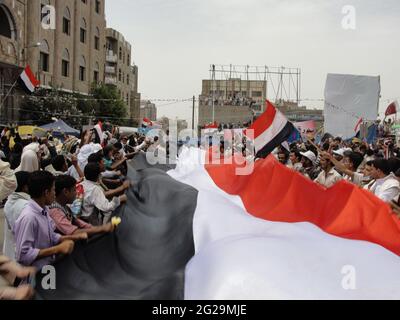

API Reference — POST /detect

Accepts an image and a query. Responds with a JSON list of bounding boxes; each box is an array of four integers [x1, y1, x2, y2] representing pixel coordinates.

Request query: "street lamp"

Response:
[[21, 42, 41, 56]]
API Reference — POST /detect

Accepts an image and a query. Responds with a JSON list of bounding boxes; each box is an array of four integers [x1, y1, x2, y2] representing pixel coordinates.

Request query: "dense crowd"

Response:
[[0, 125, 163, 299], [0, 119, 399, 299]]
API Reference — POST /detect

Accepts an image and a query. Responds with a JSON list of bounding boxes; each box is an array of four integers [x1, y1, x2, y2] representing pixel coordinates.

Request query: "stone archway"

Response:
[[0, 4, 17, 40]]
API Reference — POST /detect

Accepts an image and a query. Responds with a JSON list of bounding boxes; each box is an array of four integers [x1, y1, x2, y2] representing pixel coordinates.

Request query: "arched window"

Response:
[[79, 56, 86, 81], [94, 27, 100, 50], [62, 48, 70, 61], [61, 49, 70, 77], [63, 7, 71, 35], [0, 4, 17, 40], [93, 62, 100, 82], [39, 40, 50, 72], [80, 18, 87, 43]]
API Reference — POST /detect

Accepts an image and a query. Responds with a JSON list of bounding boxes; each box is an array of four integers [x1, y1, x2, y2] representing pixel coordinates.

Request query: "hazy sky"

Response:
[[105, 0, 400, 123]]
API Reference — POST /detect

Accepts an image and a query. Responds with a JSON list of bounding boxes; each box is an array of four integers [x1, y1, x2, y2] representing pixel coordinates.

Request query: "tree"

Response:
[[89, 84, 127, 123], [19, 84, 128, 127]]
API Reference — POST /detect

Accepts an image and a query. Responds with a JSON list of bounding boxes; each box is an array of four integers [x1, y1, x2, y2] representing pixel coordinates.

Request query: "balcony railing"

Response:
[[105, 66, 116, 74], [106, 53, 118, 63], [105, 76, 117, 85]]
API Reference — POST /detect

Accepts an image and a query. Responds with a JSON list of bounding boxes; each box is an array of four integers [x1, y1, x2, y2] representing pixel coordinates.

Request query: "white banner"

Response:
[[324, 74, 380, 139]]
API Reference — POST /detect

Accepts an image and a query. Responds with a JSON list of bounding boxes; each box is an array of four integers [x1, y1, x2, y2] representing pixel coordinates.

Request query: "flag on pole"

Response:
[[245, 100, 295, 158], [93, 121, 104, 146], [19, 66, 40, 93], [354, 118, 363, 133], [142, 118, 153, 127], [385, 101, 399, 117], [204, 122, 218, 134]]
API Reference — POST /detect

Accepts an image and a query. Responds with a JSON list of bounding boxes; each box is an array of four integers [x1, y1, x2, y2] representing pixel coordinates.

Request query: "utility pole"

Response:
[[212, 64, 216, 123], [192, 95, 195, 130]]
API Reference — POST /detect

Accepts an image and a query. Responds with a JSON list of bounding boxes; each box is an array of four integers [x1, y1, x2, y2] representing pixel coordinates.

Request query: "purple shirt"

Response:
[[13, 200, 62, 270]]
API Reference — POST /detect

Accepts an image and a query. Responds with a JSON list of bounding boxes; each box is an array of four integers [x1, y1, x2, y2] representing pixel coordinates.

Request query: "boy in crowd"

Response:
[[13, 171, 87, 271], [49, 175, 115, 236], [81, 163, 127, 226], [3, 172, 31, 260]]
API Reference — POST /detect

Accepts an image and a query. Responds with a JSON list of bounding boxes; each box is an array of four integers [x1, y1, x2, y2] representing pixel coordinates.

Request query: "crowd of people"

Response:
[[0, 125, 162, 299], [1, 119, 400, 300], [274, 135, 400, 208]]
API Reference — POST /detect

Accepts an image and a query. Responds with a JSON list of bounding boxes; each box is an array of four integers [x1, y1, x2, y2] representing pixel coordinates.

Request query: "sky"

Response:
[[105, 0, 400, 124]]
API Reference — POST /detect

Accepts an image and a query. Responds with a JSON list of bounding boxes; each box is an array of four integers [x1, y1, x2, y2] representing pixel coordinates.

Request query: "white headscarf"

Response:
[[15, 149, 39, 173]]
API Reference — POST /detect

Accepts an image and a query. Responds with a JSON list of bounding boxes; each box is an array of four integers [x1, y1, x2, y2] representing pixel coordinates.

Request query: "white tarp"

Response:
[[324, 74, 380, 139]]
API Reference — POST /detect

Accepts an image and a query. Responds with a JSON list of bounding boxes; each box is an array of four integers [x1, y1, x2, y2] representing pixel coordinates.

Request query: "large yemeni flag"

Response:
[[19, 66, 40, 93], [35, 148, 400, 300], [245, 100, 295, 158]]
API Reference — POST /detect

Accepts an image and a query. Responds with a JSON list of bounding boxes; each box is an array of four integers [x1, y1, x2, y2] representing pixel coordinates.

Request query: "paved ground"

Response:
[[0, 208, 4, 254]]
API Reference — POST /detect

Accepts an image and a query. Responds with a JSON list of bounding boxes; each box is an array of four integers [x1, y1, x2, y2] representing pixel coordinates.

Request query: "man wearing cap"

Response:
[[332, 148, 352, 162], [299, 150, 320, 180]]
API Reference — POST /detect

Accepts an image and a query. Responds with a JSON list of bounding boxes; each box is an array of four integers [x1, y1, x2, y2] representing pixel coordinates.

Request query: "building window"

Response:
[[119, 47, 122, 60], [252, 91, 262, 98], [95, 0, 101, 14], [127, 74, 130, 85], [62, 60, 69, 77], [79, 56, 86, 81], [39, 40, 50, 72], [94, 27, 100, 50], [0, 5, 17, 39], [94, 62, 99, 83], [126, 93, 129, 105], [119, 69, 122, 82], [61, 49, 70, 77], [63, 7, 71, 35], [80, 18, 87, 43], [127, 54, 130, 66]]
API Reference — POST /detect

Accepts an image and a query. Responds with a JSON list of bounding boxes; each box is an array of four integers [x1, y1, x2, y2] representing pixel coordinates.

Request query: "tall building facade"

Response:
[[25, 0, 106, 93], [0, 0, 140, 124], [0, 0, 28, 121], [105, 28, 140, 122], [140, 100, 157, 121], [198, 78, 267, 126]]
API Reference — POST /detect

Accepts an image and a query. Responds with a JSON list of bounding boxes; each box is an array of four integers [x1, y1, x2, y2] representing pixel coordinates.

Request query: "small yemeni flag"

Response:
[[386, 101, 399, 117], [354, 118, 363, 133], [142, 118, 153, 127], [19, 66, 40, 93], [204, 122, 218, 134], [37, 148, 400, 300], [93, 121, 104, 146], [245, 100, 295, 158]]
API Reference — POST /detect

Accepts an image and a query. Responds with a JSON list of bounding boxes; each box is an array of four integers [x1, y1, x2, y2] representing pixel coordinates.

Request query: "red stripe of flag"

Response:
[[245, 100, 276, 139], [205, 154, 400, 256], [24, 66, 40, 87]]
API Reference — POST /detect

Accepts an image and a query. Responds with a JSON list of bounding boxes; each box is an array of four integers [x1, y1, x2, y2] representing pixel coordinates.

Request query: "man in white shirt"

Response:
[[314, 155, 342, 188], [81, 162, 127, 226], [365, 159, 400, 203], [323, 151, 364, 187]]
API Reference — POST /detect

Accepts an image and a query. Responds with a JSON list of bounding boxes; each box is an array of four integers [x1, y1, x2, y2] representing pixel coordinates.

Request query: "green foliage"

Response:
[[19, 84, 128, 127]]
